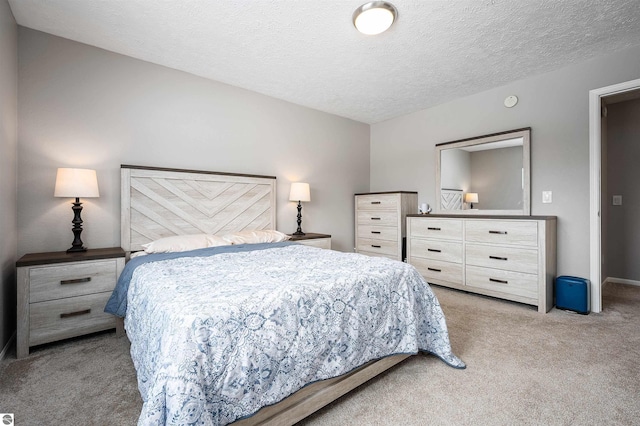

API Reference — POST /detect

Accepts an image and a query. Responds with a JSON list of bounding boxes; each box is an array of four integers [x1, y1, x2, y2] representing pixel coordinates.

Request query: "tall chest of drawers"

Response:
[[16, 247, 125, 358], [407, 215, 556, 312], [355, 191, 418, 261]]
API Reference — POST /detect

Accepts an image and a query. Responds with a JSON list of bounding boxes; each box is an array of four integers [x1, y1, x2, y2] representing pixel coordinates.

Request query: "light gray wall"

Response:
[[606, 98, 640, 281], [371, 43, 640, 279], [18, 28, 370, 256], [0, 0, 18, 356], [470, 146, 522, 210]]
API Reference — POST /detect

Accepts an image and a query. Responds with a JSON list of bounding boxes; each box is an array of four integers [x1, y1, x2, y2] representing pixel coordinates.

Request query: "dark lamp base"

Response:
[[66, 246, 87, 253], [66, 197, 88, 254], [292, 231, 306, 236]]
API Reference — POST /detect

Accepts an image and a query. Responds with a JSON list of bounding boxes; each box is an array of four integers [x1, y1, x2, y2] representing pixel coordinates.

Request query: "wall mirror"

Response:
[[435, 127, 531, 215]]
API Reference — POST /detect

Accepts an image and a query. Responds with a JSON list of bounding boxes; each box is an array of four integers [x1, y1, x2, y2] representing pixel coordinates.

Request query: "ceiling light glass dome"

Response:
[[353, 1, 398, 35]]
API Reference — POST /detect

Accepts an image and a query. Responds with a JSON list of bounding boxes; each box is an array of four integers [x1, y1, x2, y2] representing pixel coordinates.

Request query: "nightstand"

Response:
[[288, 233, 332, 249], [16, 247, 125, 358]]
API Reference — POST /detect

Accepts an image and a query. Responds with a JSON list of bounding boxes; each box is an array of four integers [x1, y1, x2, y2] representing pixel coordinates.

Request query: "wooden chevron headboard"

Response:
[[121, 165, 277, 253], [441, 188, 463, 211]]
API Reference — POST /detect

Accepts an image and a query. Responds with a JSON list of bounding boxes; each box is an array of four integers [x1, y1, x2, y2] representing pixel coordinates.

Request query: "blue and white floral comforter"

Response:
[[108, 242, 464, 425]]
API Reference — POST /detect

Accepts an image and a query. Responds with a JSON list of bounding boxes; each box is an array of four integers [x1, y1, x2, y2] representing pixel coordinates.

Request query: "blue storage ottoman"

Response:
[[555, 276, 590, 314]]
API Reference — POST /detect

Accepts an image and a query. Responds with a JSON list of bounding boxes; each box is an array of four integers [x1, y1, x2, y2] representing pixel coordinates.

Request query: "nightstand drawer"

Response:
[[29, 291, 115, 346], [295, 238, 331, 249], [29, 260, 118, 303]]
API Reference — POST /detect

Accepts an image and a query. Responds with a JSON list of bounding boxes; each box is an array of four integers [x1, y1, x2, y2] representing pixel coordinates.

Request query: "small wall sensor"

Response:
[[504, 95, 518, 108]]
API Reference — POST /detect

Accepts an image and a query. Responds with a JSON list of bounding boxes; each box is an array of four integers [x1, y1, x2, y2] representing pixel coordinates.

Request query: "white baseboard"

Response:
[[605, 277, 640, 287], [0, 331, 16, 362]]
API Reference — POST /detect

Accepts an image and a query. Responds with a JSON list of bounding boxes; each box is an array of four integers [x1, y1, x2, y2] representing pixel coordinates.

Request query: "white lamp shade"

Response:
[[289, 182, 310, 202], [464, 193, 478, 203], [54, 168, 100, 198]]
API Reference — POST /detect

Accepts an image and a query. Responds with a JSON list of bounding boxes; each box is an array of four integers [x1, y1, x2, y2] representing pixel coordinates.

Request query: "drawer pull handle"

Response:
[[371, 217, 381, 220], [428, 267, 441, 272], [489, 278, 508, 284], [427, 227, 441, 231], [371, 231, 381, 234], [489, 230, 507, 235], [371, 244, 381, 248], [371, 201, 381, 204], [428, 249, 441, 253], [489, 256, 508, 261], [60, 277, 92, 285], [60, 309, 91, 318]]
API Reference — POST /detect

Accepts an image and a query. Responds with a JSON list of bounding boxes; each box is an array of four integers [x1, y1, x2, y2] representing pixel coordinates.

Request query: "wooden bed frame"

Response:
[[119, 164, 411, 425]]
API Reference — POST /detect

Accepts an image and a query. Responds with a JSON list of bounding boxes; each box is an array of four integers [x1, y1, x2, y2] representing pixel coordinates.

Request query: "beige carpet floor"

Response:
[[1, 282, 639, 425]]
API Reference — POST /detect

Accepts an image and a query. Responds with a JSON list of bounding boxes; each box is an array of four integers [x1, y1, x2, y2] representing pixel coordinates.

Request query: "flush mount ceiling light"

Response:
[[353, 1, 398, 35]]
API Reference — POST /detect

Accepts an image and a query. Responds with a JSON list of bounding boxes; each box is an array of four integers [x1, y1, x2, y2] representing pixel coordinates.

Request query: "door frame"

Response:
[[589, 78, 640, 313]]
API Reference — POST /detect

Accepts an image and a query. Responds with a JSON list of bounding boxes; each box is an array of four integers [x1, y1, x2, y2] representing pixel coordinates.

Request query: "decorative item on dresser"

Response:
[[287, 232, 332, 249], [407, 214, 557, 313], [16, 247, 125, 358], [54, 168, 100, 253], [355, 191, 418, 261]]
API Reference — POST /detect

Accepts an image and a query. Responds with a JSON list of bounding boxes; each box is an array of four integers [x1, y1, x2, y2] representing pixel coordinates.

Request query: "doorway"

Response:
[[589, 78, 640, 313]]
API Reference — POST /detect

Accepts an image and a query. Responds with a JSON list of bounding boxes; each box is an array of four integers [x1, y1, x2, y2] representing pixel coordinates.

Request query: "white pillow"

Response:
[[207, 235, 231, 247], [222, 230, 291, 245], [130, 250, 147, 258], [142, 234, 228, 253]]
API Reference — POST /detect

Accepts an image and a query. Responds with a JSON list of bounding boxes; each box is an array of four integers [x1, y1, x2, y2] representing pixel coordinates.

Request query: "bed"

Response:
[[107, 165, 465, 425]]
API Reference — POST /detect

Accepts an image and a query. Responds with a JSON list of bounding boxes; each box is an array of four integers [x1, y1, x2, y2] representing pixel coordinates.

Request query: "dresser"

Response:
[[355, 191, 418, 261], [407, 215, 556, 312], [16, 247, 125, 358], [288, 233, 332, 249]]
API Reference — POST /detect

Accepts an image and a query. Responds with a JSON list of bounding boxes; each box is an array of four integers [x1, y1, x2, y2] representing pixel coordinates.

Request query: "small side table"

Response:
[[16, 247, 125, 358], [288, 233, 332, 249]]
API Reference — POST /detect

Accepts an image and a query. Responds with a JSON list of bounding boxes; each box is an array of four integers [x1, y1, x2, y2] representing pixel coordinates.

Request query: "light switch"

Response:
[[612, 195, 622, 206], [542, 191, 552, 204]]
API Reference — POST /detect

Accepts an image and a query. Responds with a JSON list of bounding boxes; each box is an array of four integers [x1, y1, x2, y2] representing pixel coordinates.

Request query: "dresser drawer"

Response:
[[466, 243, 538, 274], [29, 291, 115, 346], [358, 224, 398, 241], [29, 260, 118, 303], [465, 265, 538, 301], [409, 218, 462, 241], [410, 239, 462, 263], [465, 220, 538, 247], [357, 250, 398, 261], [357, 210, 398, 227], [410, 258, 463, 285], [357, 238, 399, 257], [356, 194, 399, 210]]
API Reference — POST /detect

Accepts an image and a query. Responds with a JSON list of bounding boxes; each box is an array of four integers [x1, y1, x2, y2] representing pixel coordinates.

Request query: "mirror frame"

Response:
[[435, 127, 531, 215]]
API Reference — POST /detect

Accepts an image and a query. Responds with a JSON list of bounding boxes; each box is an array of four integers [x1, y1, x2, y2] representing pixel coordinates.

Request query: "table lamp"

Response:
[[465, 192, 478, 209], [54, 168, 100, 253], [289, 182, 310, 236]]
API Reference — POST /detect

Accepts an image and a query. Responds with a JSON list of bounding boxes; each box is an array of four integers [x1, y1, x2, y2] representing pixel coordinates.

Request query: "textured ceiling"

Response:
[[8, 0, 640, 123]]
